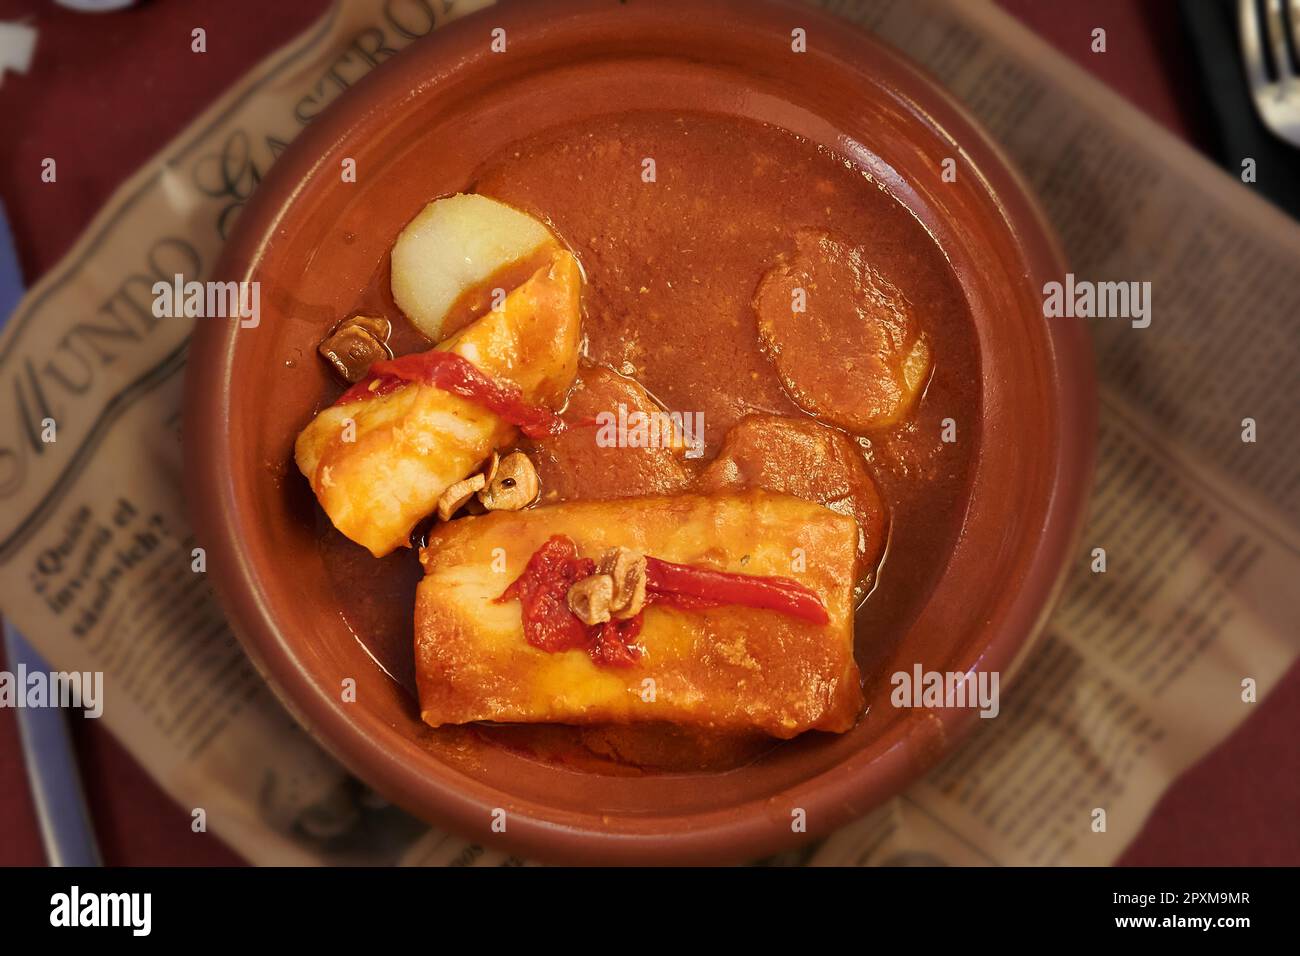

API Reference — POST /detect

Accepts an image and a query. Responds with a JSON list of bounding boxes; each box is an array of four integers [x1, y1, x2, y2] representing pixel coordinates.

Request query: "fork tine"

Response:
[[1239, 0, 1272, 92], [1241, 0, 1300, 146], [1265, 0, 1296, 82]]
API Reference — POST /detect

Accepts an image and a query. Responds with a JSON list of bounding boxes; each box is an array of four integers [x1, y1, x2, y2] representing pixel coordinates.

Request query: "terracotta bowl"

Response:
[[184, 0, 1095, 864]]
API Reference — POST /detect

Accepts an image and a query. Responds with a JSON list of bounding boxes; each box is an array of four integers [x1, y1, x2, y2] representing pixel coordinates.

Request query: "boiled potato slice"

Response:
[[697, 414, 887, 580], [754, 229, 931, 433], [525, 364, 694, 504], [391, 193, 558, 341]]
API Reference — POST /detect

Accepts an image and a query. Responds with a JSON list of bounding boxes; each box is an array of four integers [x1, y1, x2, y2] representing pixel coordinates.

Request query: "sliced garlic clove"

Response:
[[318, 314, 392, 383], [478, 451, 539, 511], [436, 473, 486, 522], [598, 547, 647, 620], [567, 573, 614, 626]]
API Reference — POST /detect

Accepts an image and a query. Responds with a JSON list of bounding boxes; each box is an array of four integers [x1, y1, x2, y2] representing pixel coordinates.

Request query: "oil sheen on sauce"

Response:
[[317, 111, 981, 773]]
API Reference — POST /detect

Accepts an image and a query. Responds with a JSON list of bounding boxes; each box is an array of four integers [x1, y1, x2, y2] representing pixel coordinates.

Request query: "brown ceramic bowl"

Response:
[[184, 0, 1095, 864]]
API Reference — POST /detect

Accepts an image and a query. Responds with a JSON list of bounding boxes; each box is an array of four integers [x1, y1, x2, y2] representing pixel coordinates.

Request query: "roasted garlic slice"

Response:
[[567, 573, 615, 626], [319, 314, 392, 383], [478, 451, 539, 511], [598, 546, 647, 620], [436, 474, 486, 522]]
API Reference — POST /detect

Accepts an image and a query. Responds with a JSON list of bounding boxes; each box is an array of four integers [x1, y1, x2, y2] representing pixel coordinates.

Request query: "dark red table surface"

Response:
[[0, 0, 1296, 867]]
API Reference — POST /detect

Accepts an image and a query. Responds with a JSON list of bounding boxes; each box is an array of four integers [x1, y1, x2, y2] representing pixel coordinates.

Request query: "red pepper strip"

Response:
[[644, 557, 830, 625], [335, 349, 566, 438]]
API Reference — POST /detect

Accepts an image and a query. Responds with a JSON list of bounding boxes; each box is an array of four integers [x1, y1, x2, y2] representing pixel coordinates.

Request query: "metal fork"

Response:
[[1239, 0, 1300, 146]]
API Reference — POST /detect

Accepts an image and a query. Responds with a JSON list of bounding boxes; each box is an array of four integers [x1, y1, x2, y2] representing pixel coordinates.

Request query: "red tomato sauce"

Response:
[[496, 536, 642, 667]]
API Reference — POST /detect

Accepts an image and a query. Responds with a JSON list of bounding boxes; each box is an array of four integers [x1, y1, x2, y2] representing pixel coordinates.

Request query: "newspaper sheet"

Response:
[[0, 0, 1296, 867]]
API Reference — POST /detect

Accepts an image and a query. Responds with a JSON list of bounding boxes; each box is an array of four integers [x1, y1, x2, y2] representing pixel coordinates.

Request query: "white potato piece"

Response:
[[391, 193, 558, 341]]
